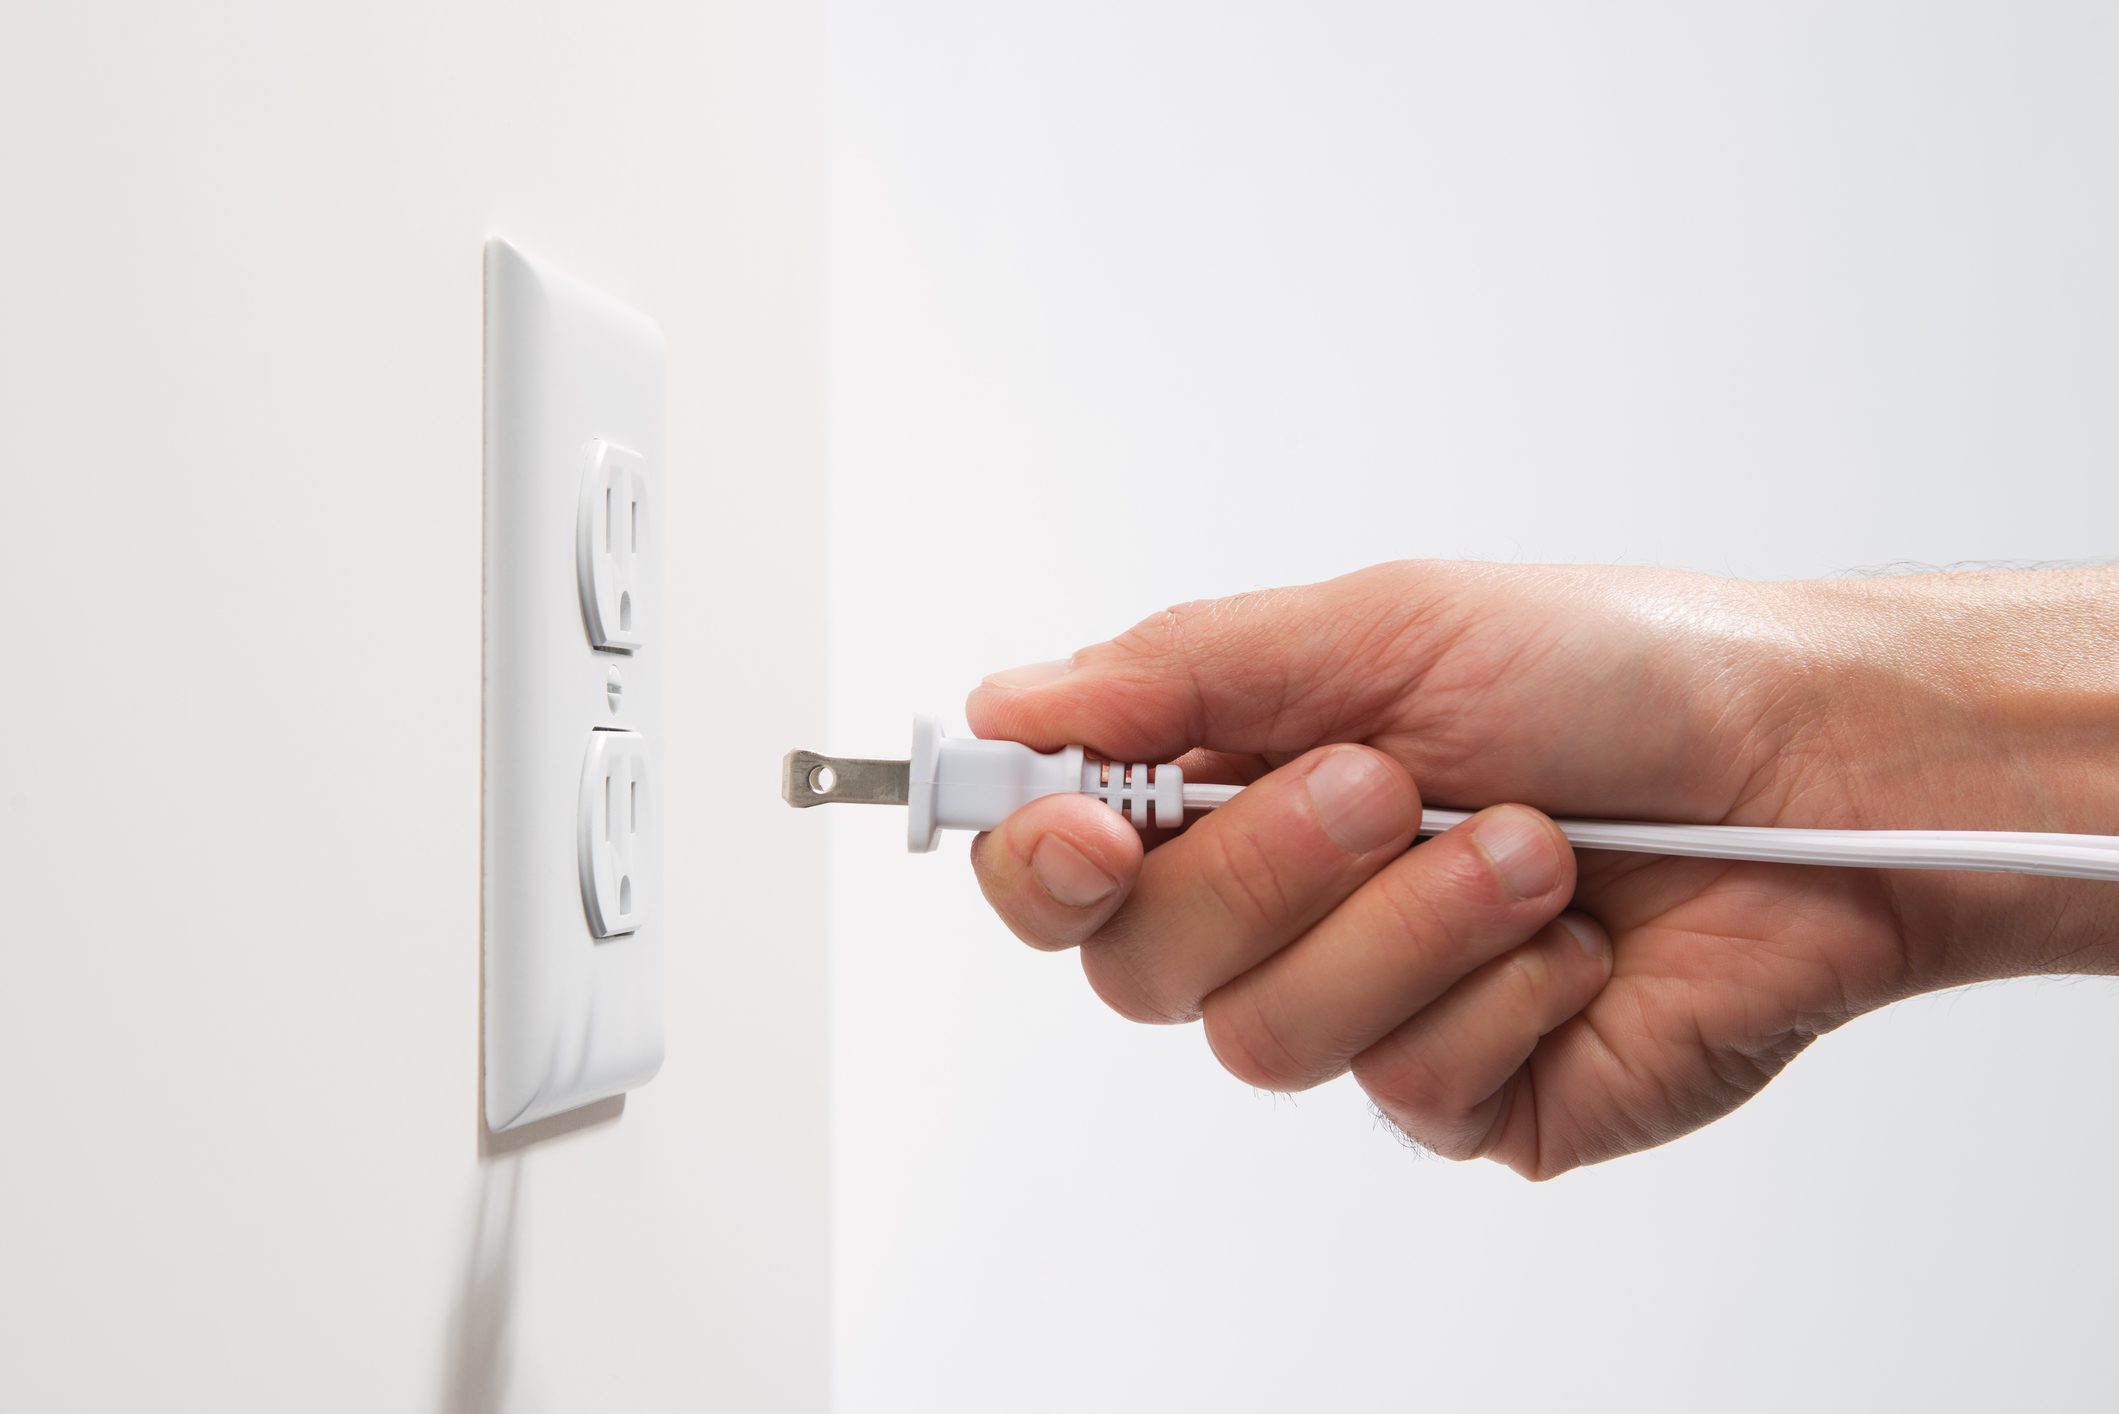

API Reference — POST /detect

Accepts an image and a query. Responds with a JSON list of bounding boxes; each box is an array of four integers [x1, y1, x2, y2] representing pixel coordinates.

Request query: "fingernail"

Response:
[[1472, 807, 1562, 899], [1304, 748, 1410, 855], [982, 659, 1072, 690], [1559, 914, 1611, 971], [1031, 835, 1119, 909]]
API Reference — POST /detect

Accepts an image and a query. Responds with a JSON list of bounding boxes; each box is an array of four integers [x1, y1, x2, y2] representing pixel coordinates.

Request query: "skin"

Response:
[[967, 562, 2119, 1178]]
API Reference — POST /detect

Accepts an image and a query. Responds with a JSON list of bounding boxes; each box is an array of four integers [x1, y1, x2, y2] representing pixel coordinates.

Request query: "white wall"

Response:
[[827, 4, 2119, 1411], [0, 3, 828, 1410]]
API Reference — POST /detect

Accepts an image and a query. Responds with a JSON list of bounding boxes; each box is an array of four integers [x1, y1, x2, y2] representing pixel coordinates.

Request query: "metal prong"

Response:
[[781, 750, 911, 809]]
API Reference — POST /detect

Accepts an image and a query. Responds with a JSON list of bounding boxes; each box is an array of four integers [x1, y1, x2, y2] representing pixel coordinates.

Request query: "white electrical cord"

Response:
[[1184, 782, 2119, 881], [783, 716, 2119, 881]]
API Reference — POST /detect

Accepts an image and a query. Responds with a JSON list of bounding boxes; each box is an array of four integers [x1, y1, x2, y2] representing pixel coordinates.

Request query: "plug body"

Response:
[[907, 715, 1181, 851]]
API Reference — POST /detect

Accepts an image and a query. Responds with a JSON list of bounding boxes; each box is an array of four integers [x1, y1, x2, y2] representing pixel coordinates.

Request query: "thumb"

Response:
[[965, 565, 1458, 762]]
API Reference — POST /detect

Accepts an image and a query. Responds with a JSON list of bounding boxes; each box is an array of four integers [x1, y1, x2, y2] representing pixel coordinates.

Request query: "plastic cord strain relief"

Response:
[[1078, 758, 1185, 830]]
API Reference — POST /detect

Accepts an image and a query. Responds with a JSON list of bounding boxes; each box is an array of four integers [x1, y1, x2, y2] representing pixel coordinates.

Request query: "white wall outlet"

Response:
[[578, 440, 646, 652], [580, 728, 650, 938], [483, 238, 666, 1131]]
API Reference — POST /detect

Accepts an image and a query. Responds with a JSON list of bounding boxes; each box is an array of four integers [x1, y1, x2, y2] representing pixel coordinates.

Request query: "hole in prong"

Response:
[[808, 764, 838, 795]]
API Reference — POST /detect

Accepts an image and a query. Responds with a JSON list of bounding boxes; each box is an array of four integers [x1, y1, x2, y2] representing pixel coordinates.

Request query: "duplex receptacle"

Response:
[[483, 238, 667, 1132]]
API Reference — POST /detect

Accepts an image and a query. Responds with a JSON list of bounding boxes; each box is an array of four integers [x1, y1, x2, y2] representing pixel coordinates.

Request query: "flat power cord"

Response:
[[783, 715, 2119, 882]]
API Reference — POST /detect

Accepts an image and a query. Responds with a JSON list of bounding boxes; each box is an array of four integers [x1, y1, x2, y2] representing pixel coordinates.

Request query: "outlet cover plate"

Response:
[[483, 238, 665, 1131]]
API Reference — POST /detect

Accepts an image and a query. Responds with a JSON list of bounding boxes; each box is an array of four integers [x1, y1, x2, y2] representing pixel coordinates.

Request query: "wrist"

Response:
[[1778, 567, 2119, 986]]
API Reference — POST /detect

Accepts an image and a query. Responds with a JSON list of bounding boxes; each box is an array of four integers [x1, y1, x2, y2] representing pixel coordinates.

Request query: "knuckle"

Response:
[[1499, 947, 1550, 1012], [1201, 989, 1310, 1092], [1105, 591, 1276, 679], [1102, 600, 1200, 669], [1352, 1044, 1446, 1122], [1080, 942, 1193, 1025], [1514, 1153, 1575, 1183], [1366, 865, 1471, 970], [1352, 1046, 1481, 1159], [1198, 820, 1300, 932], [1363, 834, 1546, 972]]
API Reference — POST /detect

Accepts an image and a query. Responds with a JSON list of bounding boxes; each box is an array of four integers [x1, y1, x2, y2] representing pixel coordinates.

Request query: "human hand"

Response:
[[967, 562, 2119, 1177]]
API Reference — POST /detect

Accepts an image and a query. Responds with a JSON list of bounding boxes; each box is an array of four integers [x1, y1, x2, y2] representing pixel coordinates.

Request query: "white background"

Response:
[[1, 1, 828, 1409], [827, 4, 2119, 1411]]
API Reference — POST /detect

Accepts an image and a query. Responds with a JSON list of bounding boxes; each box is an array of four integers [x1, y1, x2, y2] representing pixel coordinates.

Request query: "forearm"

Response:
[[1783, 566, 2119, 985]]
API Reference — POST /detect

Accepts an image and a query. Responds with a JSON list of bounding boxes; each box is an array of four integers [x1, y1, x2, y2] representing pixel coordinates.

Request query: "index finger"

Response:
[[966, 564, 1465, 762]]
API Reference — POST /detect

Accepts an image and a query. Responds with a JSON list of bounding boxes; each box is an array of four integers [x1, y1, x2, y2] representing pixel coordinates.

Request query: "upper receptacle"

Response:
[[577, 439, 647, 652]]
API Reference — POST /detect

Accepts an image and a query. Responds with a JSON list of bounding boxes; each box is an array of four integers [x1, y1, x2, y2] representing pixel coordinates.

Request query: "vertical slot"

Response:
[[629, 778, 638, 834], [605, 485, 613, 552], [630, 497, 639, 552], [604, 774, 612, 841]]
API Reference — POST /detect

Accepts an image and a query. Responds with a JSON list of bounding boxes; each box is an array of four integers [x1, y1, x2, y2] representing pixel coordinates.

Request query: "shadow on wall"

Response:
[[442, 1155, 523, 1414], [441, 1098, 624, 1413]]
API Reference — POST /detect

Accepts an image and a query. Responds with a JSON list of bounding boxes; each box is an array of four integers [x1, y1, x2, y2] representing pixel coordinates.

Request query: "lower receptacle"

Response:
[[581, 729, 650, 938]]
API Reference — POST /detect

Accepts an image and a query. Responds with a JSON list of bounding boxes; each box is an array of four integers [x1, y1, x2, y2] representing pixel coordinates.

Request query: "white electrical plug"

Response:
[[784, 714, 2119, 881], [785, 715, 1183, 851]]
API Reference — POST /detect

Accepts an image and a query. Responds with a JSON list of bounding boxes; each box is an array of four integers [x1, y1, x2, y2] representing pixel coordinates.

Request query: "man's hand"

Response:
[[966, 562, 2119, 1177]]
